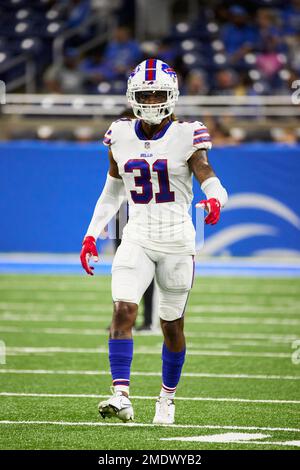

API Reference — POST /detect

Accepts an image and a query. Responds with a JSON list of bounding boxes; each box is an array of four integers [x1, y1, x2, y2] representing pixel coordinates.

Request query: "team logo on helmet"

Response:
[[161, 63, 177, 77], [129, 64, 141, 79]]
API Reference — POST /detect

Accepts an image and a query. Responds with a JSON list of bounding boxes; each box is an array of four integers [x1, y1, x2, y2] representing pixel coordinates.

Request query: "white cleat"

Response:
[[153, 396, 175, 424], [98, 391, 134, 422]]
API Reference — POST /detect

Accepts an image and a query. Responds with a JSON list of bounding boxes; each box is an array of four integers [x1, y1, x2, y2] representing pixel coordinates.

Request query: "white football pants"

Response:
[[111, 240, 194, 321]]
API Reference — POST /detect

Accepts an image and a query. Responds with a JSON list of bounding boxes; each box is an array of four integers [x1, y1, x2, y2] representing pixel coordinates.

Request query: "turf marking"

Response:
[[0, 326, 297, 343], [1, 314, 299, 325], [0, 420, 299, 433], [1, 281, 299, 295], [161, 432, 269, 442], [0, 368, 299, 380], [1, 302, 300, 315], [160, 433, 300, 447], [1, 392, 299, 405], [4, 346, 295, 358]]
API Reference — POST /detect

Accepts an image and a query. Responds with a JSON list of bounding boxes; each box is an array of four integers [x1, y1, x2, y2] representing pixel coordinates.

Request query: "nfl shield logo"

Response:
[[145, 142, 150, 149]]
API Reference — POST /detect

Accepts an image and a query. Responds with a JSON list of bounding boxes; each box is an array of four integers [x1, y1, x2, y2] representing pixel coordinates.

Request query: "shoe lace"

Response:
[[158, 396, 173, 414], [110, 386, 127, 398]]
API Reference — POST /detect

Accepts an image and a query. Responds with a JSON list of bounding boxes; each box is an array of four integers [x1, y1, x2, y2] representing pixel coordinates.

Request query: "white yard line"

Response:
[[4, 346, 293, 358], [1, 302, 300, 315], [1, 314, 299, 325], [1, 293, 300, 306], [0, 285, 102, 291], [187, 317, 300, 325], [0, 369, 299, 381], [195, 297, 300, 306], [0, 293, 106, 301], [0, 314, 109, 322], [189, 305, 300, 314], [187, 341, 281, 349], [0, 420, 299, 433], [1, 392, 299, 405], [0, 303, 110, 312], [160, 434, 300, 447], [202, 440, 300, 447], [0, 326, 297, 343], [1, 281, 299, 295], [191, 287, 300, 295]]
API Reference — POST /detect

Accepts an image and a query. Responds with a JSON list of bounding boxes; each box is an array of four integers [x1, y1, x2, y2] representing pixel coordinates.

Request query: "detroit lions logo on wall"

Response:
[[196, 192, 300, 257]]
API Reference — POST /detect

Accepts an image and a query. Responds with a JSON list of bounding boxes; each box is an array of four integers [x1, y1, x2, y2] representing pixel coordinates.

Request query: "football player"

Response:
[[80, 59, 228, 424]]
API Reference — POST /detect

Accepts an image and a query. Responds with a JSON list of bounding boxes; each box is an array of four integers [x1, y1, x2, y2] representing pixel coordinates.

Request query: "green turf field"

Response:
[[0, 274, 299, 450]]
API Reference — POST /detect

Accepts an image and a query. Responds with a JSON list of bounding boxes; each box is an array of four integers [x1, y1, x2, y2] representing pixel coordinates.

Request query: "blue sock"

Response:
[[108, 339, 133, 392], [161, 342, 186, 397]]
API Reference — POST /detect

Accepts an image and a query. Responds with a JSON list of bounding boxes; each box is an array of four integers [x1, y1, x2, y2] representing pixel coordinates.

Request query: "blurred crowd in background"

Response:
[[44, 0, 300, 97], [43, 0, 300, 97], [1, 0, 299, 95], [0, 0, 299, 143]]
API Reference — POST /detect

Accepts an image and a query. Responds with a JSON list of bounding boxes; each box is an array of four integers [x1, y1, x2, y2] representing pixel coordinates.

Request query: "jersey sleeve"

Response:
[[192, 121, 212, 151], [102, 122, 115, 147], [102, 118, 132, 147], [185, 121, 212, 161]]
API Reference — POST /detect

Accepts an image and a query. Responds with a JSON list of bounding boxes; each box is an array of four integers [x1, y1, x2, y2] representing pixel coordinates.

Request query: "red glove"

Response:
[[80, 236, 99, 275], [196, 198, 221, 225]]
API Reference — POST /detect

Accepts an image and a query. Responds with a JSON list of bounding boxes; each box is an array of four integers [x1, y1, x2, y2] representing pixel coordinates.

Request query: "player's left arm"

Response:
[[188, 149, 228, 225]]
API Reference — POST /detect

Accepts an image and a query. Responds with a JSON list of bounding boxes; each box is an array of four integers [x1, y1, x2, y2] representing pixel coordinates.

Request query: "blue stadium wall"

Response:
[[0, 141, 299, 256]]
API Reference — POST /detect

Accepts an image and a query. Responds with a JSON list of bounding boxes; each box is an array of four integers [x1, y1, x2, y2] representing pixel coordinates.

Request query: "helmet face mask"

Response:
[[135, 90, 168, 104], [127, 59, 179, 125]]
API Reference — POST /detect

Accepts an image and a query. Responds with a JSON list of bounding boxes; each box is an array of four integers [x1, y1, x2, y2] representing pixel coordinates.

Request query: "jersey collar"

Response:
[[134, 119, 173, 141]]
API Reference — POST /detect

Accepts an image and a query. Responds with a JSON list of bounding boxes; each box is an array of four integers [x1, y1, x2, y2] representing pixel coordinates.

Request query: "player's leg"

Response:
[[135, 279, 154, 331], [153, 254, 194, 424], [98, 240, 155, 421]]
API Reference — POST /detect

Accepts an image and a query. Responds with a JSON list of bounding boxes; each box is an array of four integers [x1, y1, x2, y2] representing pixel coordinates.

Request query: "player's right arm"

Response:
[[80, 143, 125, 275]]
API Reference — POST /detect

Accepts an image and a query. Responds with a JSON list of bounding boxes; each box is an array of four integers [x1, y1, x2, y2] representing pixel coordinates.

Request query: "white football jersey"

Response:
[[103, 118, 212, 255]]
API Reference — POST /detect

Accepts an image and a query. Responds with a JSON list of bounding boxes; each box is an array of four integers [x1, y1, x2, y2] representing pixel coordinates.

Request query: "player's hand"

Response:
[[196, 198, 221, 225], [80, 236, 99, 275]]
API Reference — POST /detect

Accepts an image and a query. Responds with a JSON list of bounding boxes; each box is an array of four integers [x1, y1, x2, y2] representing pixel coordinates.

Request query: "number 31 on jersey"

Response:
[[124, 158, 175, 204]]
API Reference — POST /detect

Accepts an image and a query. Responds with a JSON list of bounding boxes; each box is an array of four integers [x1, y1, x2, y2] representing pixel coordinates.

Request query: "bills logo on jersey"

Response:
[[140, 153, 153, 158]]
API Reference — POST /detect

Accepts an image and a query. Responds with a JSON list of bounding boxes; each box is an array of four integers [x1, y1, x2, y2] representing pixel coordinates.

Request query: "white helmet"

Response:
[[127, 59, 179, 125]]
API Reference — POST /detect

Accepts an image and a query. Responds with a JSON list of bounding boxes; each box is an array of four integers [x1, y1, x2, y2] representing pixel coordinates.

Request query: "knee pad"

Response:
[[156, 256, 194, 293], [158, 289, 190, 322]]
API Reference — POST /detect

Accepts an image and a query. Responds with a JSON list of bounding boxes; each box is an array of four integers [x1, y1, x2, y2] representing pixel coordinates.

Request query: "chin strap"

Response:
[[133, 104, 173, 125], [144, 118, 163, 125]]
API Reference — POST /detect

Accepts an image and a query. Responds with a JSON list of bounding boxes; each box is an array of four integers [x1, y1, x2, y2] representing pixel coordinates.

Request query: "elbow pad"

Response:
[[201, 176, 228, 208], [85, 174, 126, 240]]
